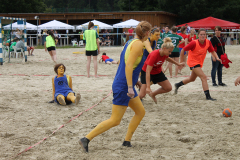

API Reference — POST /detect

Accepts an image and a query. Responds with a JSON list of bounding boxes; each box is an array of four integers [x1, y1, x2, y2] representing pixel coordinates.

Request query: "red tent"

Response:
[[177, 17, 240, 29]]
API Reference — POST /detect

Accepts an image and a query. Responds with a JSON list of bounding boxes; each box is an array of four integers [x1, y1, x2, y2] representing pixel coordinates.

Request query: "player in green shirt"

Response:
[[44, 31, 58, 64], [161, 26, 172, 39], [163, 26, 185, 78], [83, 21, 100, 78], [156, 38, 164, 49]]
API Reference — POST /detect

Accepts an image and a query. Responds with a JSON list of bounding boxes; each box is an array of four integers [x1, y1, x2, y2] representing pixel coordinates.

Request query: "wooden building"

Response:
[[0, 11, 178, 29]]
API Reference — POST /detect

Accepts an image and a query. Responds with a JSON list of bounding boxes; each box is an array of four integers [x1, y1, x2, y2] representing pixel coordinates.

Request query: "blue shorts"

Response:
[[112, 83, 138, 106], [105, 58, 114, 63], [54, 91, 74, 105], [179, 48, 187, 55]]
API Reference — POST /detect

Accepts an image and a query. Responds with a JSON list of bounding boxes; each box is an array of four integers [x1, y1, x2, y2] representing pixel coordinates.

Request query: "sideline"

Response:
[[10, 90, 112, 159]]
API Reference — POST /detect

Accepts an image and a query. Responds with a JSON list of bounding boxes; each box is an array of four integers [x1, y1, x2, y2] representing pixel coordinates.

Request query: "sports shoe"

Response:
[[206, 97, 216, 101], [218, 83, 227, 86], [212, 83, 218, 87], [174, 83, 179, 94], [122, 141, 132, 147], [79, 137, 90, 152]]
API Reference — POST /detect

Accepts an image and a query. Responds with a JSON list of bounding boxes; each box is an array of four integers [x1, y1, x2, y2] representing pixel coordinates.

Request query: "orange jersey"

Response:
[[187, 39, 210, 68]]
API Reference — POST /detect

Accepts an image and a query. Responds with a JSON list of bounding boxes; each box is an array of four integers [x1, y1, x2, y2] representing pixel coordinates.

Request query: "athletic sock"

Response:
[[176, 81, 184, 87], [204, 90, 216, 101]]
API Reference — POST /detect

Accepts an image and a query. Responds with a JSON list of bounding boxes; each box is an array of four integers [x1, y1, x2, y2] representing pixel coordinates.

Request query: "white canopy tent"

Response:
[[3, 22, 37, 30], [38, 20, 74, 30], [113, 19, 140, 28], [76, 20, 113, 30]]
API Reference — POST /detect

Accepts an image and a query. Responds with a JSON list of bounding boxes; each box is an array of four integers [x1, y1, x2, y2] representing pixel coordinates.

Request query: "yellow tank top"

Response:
[[124, 39, 143, 70]]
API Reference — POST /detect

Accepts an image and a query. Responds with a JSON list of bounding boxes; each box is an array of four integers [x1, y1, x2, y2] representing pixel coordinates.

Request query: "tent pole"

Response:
[[117, 28, 118, 45]]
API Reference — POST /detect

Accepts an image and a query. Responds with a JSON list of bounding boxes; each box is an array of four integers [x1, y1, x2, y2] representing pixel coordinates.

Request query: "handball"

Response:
[[6, 43, 9, 46], [222, 108, 232, 117]]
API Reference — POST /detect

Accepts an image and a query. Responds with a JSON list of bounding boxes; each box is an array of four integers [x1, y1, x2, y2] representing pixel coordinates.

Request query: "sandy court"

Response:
[[1, 45, 240, 159]]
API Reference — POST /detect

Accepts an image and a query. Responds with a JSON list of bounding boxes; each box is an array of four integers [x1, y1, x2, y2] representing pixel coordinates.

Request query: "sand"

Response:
[[1, 45, 240, 160]]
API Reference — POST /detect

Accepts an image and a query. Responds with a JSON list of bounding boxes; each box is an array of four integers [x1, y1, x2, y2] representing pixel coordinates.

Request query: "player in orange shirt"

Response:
[[174, 29, 221, 101]]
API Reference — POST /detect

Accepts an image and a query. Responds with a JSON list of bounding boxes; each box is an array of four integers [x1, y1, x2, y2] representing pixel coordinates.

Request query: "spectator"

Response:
[[210, 26, 226, 87], [185, 24, 191, 34], [9, 37, 18, 51], [128, 26, 134, 40], [16, 38, 24, 52], [122, 29, 127, 46], [27, 46, 35, 56], [230, 29, 234, 45], [42, 29, 48, 45], [15, 28, 22, 39]]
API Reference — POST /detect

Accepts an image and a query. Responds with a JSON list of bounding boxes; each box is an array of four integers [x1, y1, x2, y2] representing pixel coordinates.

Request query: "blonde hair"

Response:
[[135, 21, 152, 40], [161, 37, 174, 49]]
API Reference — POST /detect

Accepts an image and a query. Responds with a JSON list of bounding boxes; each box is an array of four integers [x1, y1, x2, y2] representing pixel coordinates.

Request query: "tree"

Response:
[[0, 0, 46, 13]]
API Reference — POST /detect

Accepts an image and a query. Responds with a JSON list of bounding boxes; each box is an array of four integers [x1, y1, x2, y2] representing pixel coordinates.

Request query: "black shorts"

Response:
[[190, 64, 201, 70], [140, 70, 167, 84], [47, 46, 56, 51], [231, 38, 234, 41], [169, 52, 179, 58], [86, 50, 98, 56]]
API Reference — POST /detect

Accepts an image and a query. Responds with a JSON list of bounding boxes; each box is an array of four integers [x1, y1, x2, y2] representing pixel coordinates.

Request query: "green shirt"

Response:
[[161, 32, 171, 39], [166, 34, 183, 52], [156, 38, 164, 49], [46, 35, 56, 48], [10, 42, 16, 51], [83, 30, 99, 51]]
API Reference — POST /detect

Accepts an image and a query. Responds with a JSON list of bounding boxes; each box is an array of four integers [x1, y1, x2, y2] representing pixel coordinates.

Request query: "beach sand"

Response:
[[1, 45, 240, 160]]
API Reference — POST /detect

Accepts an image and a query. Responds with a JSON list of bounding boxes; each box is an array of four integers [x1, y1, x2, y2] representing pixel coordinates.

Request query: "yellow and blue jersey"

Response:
[[112, 39, 144, 106]]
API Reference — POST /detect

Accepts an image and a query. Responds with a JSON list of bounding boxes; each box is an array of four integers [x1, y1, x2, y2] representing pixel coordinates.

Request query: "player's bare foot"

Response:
[[149, 93, 157, 104], [76, 93, 81, 105]]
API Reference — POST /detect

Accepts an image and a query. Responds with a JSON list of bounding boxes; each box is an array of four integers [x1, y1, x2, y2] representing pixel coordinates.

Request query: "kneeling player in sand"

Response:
[[50, 63, 81, 105], [139, 37, 184, 104]]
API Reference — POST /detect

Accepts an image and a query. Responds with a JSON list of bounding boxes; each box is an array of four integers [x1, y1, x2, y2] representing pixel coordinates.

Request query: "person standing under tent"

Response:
[[185, 24, 191, 34], [128, 26, 134, 40], [83, 21, 100, 78], [210, 26, 227, 87], [44, 30, 58, 64], [163, 26, 185, 78], [79, 21, 152, 153], [175, 29, 221, 101]]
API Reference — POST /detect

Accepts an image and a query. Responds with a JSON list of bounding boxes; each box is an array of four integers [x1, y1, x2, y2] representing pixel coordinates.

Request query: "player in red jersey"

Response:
[[139, 37, 184, 104]]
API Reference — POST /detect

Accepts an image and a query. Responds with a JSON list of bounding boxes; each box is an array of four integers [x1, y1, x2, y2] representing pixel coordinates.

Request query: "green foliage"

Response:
[[1, 0, 240, 24], [0, 0, 46, 13]]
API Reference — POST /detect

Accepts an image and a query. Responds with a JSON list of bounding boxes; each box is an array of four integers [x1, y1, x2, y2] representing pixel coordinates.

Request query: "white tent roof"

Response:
[[3, 22, 37, 30], [113, 19, 140, 28], [76, 20, 113, 30], [38, 20, 74, 30]]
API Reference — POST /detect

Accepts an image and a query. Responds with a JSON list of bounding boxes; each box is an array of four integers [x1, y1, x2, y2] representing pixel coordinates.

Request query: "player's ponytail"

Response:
[[88, 22, 94, 29], [135, 21, 152, 40], [161, 37, 174, 49]]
